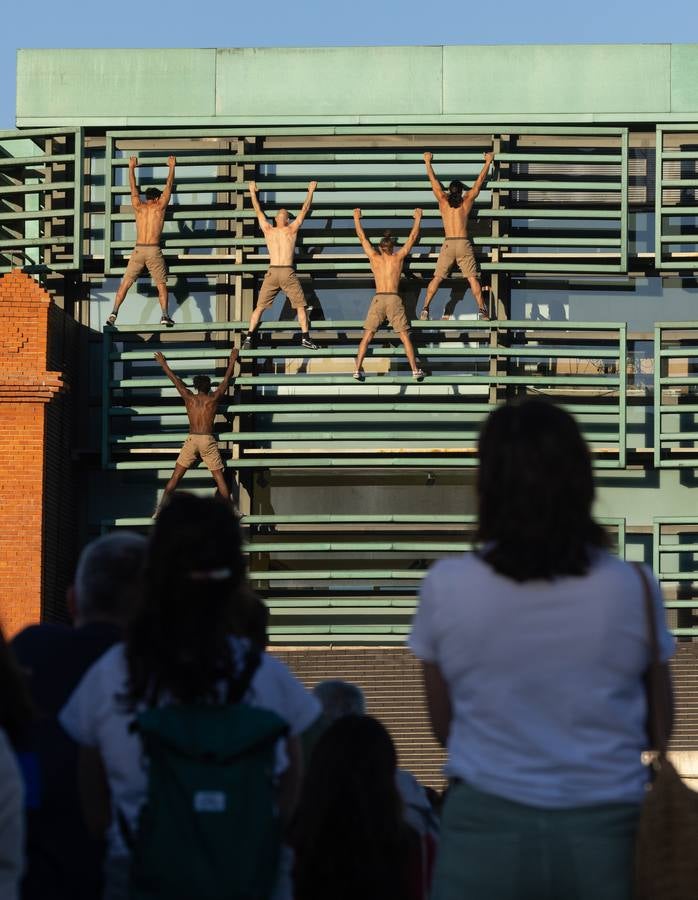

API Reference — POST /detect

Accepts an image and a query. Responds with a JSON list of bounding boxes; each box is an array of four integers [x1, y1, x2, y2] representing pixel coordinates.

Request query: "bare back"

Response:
[[134, 201, 167, 244], [183, 393, 220, 434], [438, 193, 476, 237], [368, 250, 406, 293], [265, 225, 299, 266]]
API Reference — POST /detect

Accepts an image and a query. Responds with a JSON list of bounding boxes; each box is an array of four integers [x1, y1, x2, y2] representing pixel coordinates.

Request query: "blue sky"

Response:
[[1, 0, 696, 128]]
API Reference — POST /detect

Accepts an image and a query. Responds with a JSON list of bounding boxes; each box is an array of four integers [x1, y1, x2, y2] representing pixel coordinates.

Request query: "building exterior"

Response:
[[1, 45, 698, 783]]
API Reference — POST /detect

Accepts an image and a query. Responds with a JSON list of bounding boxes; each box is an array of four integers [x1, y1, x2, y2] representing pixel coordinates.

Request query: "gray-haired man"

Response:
[[11, 532, 147, 900]]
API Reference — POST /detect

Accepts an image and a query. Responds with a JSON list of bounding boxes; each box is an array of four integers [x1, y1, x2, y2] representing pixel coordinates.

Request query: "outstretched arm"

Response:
[[291, 181, 317, 232], [159, 155, 176, 207], [469, 152, 495, 200], [154, 351, 192, 399], [353, 209, 376, 257], [423, 152, 445, 201], [128, 157, 141, 210], [249, 181, 271, 233], [398, 209, 423, 258], [212, 348, 240, 399]]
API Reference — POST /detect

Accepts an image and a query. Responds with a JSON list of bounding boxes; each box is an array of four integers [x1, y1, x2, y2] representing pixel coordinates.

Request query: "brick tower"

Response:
[[0, 270, 65, 636]]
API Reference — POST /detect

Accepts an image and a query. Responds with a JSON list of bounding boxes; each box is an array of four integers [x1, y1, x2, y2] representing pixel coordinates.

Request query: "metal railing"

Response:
[[102, 126, 629, 277], [653, 518, 698, 638], [102, 319, 628, 471], [0, 128, 83, 272], [655, 125, 698, 271], [653, 323, 698, 467]]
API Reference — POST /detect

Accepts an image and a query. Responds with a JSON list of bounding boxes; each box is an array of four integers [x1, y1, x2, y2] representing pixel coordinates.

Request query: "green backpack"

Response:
[[124, 662, 288, 900]]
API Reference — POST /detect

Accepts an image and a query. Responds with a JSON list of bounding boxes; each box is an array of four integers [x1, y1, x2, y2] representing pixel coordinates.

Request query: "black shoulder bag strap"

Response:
[[633, 563, 670, 758]]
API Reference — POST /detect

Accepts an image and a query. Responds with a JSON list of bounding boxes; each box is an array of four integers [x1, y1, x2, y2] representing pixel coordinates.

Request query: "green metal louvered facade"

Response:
[[5, 45, 698, 644]]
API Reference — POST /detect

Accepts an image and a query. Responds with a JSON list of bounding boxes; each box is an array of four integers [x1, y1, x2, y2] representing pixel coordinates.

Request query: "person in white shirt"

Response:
[[409, 399, 675, 900], [60, 494, 321, 900]]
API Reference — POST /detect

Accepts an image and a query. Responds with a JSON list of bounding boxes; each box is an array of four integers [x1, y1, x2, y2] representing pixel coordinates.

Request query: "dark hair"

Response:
[[192, 374, 211, 393], [124, 493, 252, 708], [0, 628, 34, 749], [447, 179, 465, 209], [378, 231, 395, 252], [144, 187, 162, 201], [244, 592, 269, 651], [292, 715, 415, 900], [477, 399, 608, 582]]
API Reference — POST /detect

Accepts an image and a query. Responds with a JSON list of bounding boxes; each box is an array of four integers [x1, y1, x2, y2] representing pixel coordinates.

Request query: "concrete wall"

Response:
[[16, 44, 698, 127]]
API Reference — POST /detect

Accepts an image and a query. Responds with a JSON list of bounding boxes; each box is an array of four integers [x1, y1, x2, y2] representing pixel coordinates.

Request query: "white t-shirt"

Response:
[[409, 551, 675, 809], [59, 640, 321, 859]]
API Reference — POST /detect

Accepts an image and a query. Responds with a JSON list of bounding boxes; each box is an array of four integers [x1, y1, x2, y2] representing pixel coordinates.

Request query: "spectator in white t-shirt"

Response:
[[59, 494, 321, 900], [409, 399, 675, 900]]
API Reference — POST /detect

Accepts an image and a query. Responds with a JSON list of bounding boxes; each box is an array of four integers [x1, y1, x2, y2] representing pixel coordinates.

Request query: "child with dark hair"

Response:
[[292, 715, 434, 900], [59, 494, 321, 900], [153, 347, 239, 516]]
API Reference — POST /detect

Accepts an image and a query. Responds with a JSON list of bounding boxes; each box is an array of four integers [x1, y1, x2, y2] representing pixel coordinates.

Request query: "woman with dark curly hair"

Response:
[[409, 399, 675, 900], [292, 715, 433, 900], [60, 494, 320, 900]]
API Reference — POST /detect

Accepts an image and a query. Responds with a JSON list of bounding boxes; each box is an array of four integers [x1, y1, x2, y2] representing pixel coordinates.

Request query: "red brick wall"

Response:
[[0, 270, 64, 636]]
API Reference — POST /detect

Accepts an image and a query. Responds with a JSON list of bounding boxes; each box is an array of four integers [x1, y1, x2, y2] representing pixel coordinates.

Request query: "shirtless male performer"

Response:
[[153, 346, 239, 516], [241, 180, 319, 351], [419, 151, 495, 321], [352, 208, 425, 382], [106, 155, 176, 328]]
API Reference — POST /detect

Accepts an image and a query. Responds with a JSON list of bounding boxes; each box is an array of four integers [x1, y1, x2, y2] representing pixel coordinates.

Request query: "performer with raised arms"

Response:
[[419, 151, 495, 321], [107, 155, 176, 327], [242, 181, 320, 351], [152, 347, 239, 517], [352, 208, 425, 382]]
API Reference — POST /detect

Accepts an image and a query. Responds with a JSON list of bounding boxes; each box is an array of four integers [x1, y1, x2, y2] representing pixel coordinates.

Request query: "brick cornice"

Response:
[[0, 377, 64, 403], [0, 269, 66, 403]]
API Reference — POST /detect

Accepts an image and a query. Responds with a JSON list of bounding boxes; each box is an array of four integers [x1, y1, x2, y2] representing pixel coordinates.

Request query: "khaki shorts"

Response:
[[364, 293, 410, 333], [257, 266, 307, 310], [176, 434, 224, 472], [434, 237, 478, 280], [124, 244, 168, 286]]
